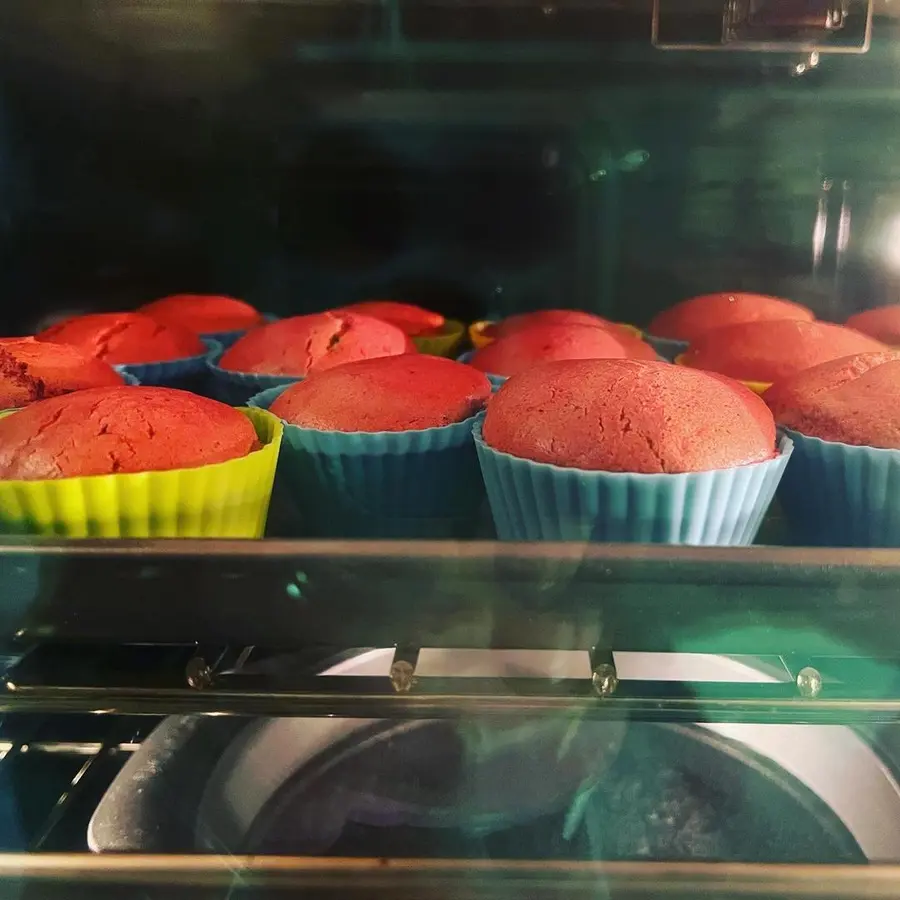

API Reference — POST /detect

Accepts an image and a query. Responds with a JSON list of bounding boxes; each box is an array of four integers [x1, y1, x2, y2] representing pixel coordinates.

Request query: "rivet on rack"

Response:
[[796, 666, 823, 699], [186, 657, 214, 691], [592, 663, 619, 698]]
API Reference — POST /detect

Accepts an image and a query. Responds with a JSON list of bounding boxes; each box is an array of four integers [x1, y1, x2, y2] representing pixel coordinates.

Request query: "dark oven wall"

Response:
[[0, 1, 898, 335]]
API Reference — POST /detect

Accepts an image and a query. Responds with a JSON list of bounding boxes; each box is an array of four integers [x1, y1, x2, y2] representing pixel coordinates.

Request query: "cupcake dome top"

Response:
[[0, 337, 124, 408], [846, 305, 900, 345], [333, 301, 444, 337], [765, 350, 900, 449], [0, 386, 258, 481], [488, 309, 629, 339], [648, 293, 814, 343], [37, 312, 205, 365], [270, 355, 491, 432], [482, 358, 776, 474], [219, 312, 414, 377], [679, 319, 888, 383], [469, 323, 655, 377], [139, 294, 263, 335]]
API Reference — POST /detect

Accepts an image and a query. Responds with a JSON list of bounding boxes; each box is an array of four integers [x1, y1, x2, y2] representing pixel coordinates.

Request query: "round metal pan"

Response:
[[88, 649, 900, 862]]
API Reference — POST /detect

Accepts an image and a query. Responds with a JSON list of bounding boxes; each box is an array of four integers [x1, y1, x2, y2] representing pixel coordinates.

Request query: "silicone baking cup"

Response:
[[412, 319, 465, 358], [249, 385, 485, 539], [114, 338, 221, 388], [778, 428, 900, 547], [201, 312, 279, 351], [0, 407, 282, 538], [456, 351, 507, 390], [206, 349, 301, 407], [474, 416, 792, 545], [644, 334, 690, 362]]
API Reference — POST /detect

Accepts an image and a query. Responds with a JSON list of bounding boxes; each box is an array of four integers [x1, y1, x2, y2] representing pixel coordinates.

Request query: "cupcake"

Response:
[[257, 354, 490, 538], [470, 309, 639, 351], [336, 300, 464, 358], [647, 293, 815, 360], [846, 305, 900, 345], [209, 311, 416, 405], [677, 319, 888, 392], [0, 337, 127, 408], [139, 294, 264, 348], [765, 350, 900, 546], [475, 358, 791, 544], [36, 311, 211, 387], [463, 322, 657, 387], [0, 386, 281, 537]]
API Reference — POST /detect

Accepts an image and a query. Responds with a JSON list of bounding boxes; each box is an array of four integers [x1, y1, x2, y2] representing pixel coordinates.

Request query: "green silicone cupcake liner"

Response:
[[252, 385, 485, 538], [778, 428, 900, 547], [474, 416, 792, 544]]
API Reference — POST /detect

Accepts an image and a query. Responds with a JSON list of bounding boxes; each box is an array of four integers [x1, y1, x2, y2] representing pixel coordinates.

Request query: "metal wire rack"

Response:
[[0, 713, 155, 853]]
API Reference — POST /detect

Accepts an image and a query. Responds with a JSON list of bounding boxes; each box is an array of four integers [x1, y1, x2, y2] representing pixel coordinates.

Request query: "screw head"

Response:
[[390, 660, 417, 694], [186, 657, 213, 690], [592, 663, 618, 698], [796, 666, 823, 699]]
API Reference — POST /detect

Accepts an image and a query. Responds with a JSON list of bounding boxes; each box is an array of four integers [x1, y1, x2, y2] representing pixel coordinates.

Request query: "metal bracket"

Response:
[[652, 0, 872, 53]]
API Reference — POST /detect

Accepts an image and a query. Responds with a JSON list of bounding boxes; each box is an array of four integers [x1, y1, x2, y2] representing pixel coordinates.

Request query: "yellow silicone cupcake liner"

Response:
[[469, 319, 644, 351], [469, 321, 495, 350], [674, 355, 771, 396], [0, 407, 282, 538], [411, 319, 465, 357]]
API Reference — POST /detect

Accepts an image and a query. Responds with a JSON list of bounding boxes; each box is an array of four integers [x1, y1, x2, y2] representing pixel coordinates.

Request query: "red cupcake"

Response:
[[0, 337, 125, 408], [488, 309, 630, 340], [219, 312, 414, 377], [334, 300, 444, 337], [649, 293, 814, 344], [763, 351, 900, 546], [846, 306, 900, 345], [37, 312, 204, 365], [139, 294, 263, 336], [474, 358, 790, 545], [678, 319, 888, 386], [0, 386, 258, 480], [468, 322, 656, 379]]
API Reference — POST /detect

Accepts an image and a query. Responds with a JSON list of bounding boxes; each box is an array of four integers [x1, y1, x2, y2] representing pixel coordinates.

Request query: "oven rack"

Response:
[[1, 541, 900, 725], [0, 713, 154, 854]]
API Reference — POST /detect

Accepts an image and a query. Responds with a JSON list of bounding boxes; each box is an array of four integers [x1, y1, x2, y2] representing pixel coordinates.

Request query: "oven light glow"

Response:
[[881, 214, 900, 270]]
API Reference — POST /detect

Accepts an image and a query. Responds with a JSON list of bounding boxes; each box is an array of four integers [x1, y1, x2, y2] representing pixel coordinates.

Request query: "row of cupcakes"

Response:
[[0, 346, 891, 548], [0, 289, 284, 538], [244, 354, 788, 545], [245, 345, 900, 549], [462, 296, 900, 395]]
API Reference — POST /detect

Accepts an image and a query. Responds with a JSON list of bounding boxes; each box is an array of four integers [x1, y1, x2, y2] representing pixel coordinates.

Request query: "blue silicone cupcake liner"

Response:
[[644, 334, 690, 362], [258, 386, 485, 537], [474, 416, 792, 544], [778, 428, 900, 547], [206, 351, 301, 407], [119, 372, 140, 386], [247, 384, 292, 409], [113, 338, 221, 388], [200, 312, 279, 351], [457, 351, 508, 391]]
